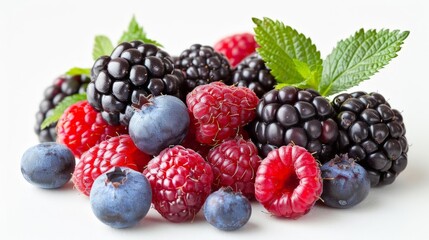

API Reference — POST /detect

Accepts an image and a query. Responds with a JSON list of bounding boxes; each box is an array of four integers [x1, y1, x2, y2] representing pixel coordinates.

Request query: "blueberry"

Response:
[[20, 142, 75, 189], [90, 167, 152, 229], [129, 95, 190, 155], [203, 188, 251, 231], [320, 154, 370, 208]]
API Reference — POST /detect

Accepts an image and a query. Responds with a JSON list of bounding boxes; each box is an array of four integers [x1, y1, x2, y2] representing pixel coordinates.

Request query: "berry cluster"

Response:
[[35, 74, 90, 142], [24, 18, 409, 232]]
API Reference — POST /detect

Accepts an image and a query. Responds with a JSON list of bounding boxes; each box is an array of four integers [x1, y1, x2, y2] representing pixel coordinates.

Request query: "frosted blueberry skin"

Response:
[[203, 188, 252, 231], [129, 95, 190, 156], [321, 154, 371, 209], [21, 142, 75, 189], [90, 167, 152, 229]]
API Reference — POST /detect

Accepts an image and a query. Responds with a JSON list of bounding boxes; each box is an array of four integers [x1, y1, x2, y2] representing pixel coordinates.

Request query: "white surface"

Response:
[[1, 0, 428, 239]]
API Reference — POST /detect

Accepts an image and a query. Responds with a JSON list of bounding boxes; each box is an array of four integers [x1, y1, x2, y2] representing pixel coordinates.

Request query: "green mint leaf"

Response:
[[320, 29, 410, 96], [292, 59, 321, 88], [252, 17, 322, 89], [118, 16, 163, 47], [93, 35, 114, 60], [65, 67, 91, 76], [40, 93, 87, 130]]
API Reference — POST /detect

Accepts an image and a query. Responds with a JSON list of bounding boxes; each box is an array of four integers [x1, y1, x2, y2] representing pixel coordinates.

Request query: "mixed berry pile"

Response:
[[22, 17, 409, 231]]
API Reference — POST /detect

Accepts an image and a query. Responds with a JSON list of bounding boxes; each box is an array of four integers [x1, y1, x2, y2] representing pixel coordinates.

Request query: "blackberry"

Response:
[[87, 41, 186, 126], [175, 44, 231, 92], [230, 53, 275, 98], [249, 86, 338, 162], [332, 91, 408, 186], [34, 74, 90, 142]]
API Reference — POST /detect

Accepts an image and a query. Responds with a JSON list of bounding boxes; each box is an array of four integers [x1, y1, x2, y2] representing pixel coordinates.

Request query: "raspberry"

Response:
[[143, 146, 213, 223], [332, 91, 408, 186], [207, 138, 261, 199], [249, 86, 339, 162], [255, 145, 322, 219], [214, 33, 258, 68], [57, 100, 128, 158], [72, 135, 150, 196], [87, 41, 186, 126], [35, 74, 90, 142], [230, 53, 275, 98], [186, 82, 259, 145], [175, 44, 232, 92], [181, 113, 212, 159]]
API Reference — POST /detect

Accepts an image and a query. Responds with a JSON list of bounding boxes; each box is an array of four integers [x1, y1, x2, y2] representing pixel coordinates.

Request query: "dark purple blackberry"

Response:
[[35, 74, 90, 142], [230, 53, 275, 98], [87, 41, 186, 126], [175, 44, 231, 92], [332, 91, 408, 187], [249, 86, 339, 162]]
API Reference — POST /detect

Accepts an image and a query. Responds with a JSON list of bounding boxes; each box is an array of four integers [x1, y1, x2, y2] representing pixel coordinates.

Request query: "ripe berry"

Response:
[[230, 53, 275, 98], [87, 41, 186, 126], [207, 138, 261, 199], [203, 188, 252, 231], [181, 114, 212, 159], [21, 142, 75, 189], [255, 145, 322, 219], [186, 82, 259, 145], [90, 167, 152, 228], [35, 74, 90, 142], [143, 146, 213, 223], [249, 86, 339, 162], [332, 91, 408, 186], [56, 100, 128, 158], [213, 33, 258, 68], [72, 135, 151, 196], [129, 95, 189, 156], [321, 154, 370, 209], [175, 44, 232, 92]]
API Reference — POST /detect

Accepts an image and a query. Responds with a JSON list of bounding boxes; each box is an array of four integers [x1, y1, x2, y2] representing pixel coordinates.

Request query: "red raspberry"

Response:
[[72, 135, 151, 196], [207, 138, 261, 199], [255, 145, 323, 219], [214, 33, 258, 67], [57, 100, 128, 158], [143, 146, 213, 223], [186, 82, 259, 146], [181, 113, 212, 159]]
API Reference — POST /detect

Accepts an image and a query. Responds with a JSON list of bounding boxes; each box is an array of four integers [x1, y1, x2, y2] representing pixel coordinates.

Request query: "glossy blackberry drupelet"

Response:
[[35, 74, 90, 142], [332, 91, 408, 186], [175, 44, 232, 92], [249, 86, 339, 162], [87, 41, 186, 126], [230, 53, 275, 98]]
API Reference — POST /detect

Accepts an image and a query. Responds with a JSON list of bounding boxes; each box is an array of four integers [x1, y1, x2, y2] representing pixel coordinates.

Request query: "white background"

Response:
[[1, 0, 428, 239]]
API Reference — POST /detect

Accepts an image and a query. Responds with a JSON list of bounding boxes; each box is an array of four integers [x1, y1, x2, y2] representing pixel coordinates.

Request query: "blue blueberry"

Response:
[[20, 142, 75, 189], [321, 154, 371, 209], [203, 188, 251, 231], [90, 167, 152, 229], [129, 95, 190, 156]]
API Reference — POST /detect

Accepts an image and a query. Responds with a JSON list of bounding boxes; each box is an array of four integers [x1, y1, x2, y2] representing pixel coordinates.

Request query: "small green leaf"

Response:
[[252, 17, 323, 89], [320, 29, 410, 96], [292, 59, 320, 88], [118, 16, 163, 47], [41, 93, 87, 130], [65, 67, 91, 77], [93, 35, 114, 60]]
